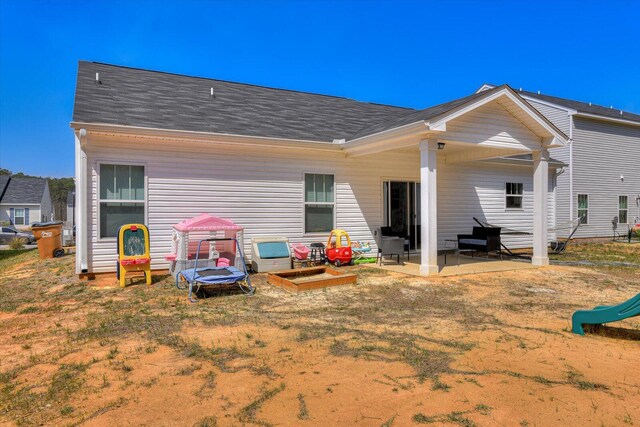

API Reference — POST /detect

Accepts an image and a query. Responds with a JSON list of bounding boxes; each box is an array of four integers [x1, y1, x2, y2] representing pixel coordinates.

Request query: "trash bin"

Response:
[[31, 222, 65, 259]]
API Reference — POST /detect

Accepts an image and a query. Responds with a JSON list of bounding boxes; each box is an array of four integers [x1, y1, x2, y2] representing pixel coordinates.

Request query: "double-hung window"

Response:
[[618, 195, 628, 224], [99, 164, 145, 238], [14, 208, 26, 225], [304, 173, 334, 233], [577, 194, 589, 224], [505, 182, 524, 209]]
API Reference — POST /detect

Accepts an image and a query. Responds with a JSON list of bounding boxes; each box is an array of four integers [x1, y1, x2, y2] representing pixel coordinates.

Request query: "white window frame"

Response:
[[303, 172, 336, 235], [577, 194, 589, 225], [97, 161, 148, 240], [505, 182, 524, 210], [618, 195, 628, 224], [14, 208, 26, 225]]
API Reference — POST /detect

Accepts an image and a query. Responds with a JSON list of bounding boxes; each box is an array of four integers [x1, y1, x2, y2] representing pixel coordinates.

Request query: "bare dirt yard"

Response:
[[1, 243, 639, 426]]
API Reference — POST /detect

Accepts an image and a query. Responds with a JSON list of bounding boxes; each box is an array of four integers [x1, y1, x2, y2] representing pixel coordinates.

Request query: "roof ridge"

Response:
[[523, 89, 639, 115], [85, 61, 415, 111]]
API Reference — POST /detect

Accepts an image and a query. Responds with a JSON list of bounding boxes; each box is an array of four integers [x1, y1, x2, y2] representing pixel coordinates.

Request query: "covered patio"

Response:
[[342, 85, 569, 276]]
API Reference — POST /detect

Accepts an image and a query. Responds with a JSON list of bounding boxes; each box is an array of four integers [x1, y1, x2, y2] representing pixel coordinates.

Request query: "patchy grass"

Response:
[[237, 382, 286, 425], [0, 243, 638, 426], [550, 242, 640, 265]]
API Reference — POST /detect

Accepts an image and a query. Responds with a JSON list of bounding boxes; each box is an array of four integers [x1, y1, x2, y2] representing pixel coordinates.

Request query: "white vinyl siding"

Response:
[[82, 136, 557, 273], [529, 98, 640, 238], [567, 118, 640, 237]]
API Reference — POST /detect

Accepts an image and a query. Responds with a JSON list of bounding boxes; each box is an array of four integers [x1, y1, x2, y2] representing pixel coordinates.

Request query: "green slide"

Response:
[[572, 293, 640, 335]]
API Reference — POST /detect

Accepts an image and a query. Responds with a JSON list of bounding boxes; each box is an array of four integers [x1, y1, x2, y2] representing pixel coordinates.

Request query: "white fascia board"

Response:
[[475, 83, 496, 93], [69, 122, 342, 152], [573, 112, 640, 127]]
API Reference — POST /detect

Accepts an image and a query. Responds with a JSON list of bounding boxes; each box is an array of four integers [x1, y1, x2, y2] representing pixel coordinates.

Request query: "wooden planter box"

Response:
[[267, 266, 357, 293]]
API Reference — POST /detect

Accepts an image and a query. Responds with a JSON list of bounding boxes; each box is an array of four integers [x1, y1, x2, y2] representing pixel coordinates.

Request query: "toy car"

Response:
[[325, 229, 353, 267]]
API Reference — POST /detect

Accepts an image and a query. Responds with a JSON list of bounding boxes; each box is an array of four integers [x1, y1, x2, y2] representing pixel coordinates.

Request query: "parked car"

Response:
[[0, 226, 36, 244]]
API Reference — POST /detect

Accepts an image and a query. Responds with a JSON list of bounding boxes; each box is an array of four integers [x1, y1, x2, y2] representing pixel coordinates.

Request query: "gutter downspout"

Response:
[[568, 115, 574, 224], [75, 129, 88, 274]]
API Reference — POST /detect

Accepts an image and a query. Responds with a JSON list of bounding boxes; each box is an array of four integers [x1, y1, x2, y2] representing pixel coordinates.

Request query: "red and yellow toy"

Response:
[[116, 224, 151, 287], [326, 229, 353, 267]]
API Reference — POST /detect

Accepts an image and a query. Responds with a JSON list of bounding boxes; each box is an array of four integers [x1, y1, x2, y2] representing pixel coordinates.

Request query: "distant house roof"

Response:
[[0, 177, 47, 204], [0, 176, 10, 200], [72, 61, 415, 142], [478, 84, 640, 124]]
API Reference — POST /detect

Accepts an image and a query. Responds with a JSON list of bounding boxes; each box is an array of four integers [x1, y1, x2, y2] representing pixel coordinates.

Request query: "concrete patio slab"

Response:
[[375, 253, 536, 277]]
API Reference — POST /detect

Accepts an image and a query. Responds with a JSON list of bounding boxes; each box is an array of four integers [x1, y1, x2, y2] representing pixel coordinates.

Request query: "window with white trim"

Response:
[[505, 182, 523, 209], [618, 195, 628, 224], [14, 208, 25, 225], [578, 194, 589, 224], [99, 164, 145, 238], [304, 173, 334, 233]]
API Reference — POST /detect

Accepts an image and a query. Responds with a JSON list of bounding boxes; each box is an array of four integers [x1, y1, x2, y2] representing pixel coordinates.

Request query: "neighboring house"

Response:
[[0, 175, 53, 229], [66, 191, 75, 226], [478, 84, 640, 239], [72, 61, 568, 276]]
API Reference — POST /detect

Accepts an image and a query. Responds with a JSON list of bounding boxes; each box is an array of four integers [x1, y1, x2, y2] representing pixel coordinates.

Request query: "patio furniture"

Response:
[[376, 228, 404, 265], [439, 239, 460, 266], [457, 226, 502, 259], [379, 226, 410, 259]]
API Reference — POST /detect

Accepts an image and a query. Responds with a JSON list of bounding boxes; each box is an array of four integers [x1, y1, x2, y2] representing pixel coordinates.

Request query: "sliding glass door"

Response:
[[383, 180, 421, 250]]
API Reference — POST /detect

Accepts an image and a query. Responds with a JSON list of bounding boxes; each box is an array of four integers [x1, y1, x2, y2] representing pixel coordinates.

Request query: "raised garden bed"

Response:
[[267, 266, 357, 293]]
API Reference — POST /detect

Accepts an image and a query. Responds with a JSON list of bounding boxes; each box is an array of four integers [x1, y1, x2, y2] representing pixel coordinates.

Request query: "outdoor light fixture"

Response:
[[437, 142, 446, 150]]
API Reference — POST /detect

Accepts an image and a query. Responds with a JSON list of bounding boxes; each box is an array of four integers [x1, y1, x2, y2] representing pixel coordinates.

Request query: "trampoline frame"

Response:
[[177, 237, 253, 302]]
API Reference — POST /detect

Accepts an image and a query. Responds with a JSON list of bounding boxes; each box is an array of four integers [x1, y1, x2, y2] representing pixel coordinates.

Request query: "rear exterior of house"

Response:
[[72, 62, 567, 276], [520, 92, 640, 239], [0, 176, 53, 229]]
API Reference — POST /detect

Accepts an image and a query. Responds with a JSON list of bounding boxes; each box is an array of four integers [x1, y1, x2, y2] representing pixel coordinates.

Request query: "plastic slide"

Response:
[[572, 293, 640, 335]]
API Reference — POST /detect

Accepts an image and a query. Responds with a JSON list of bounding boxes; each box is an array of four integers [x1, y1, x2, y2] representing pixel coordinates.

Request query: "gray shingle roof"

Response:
[[73, 61, 416, 142], [0, 177, 47, 204], [349, 89, 496, 139], [481, 84, 640, 124]]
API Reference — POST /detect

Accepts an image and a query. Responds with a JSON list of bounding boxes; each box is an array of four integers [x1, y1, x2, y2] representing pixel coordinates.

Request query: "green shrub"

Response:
[[8, 237, 26, 250]]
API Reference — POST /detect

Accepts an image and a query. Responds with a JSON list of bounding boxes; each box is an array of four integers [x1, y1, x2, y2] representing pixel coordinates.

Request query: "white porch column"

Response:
[[419, 140, 439, 275], [532, 148, 549, 266]]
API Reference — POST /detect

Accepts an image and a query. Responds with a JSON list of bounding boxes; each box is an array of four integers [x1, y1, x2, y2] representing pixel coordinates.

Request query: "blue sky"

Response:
[[1, 0, 639, 177]]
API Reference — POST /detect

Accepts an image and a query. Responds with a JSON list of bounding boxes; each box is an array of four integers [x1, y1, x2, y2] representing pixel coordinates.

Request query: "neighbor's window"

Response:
[[578, 194, 589, 224], [14, 208, 25, 225], [618, 195, 628, 224], [304, 173, 334, 233], [99, 164, 145, 238], [505, 182, 524, 209]]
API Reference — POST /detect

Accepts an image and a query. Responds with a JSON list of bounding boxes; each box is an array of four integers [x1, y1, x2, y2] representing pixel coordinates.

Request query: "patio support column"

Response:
[[532, 148, 549, 266], [419, 140, 438, 275]]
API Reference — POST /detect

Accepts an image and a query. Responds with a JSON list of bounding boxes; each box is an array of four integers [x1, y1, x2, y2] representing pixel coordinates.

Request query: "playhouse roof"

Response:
[[174, 213, 243, 232]]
